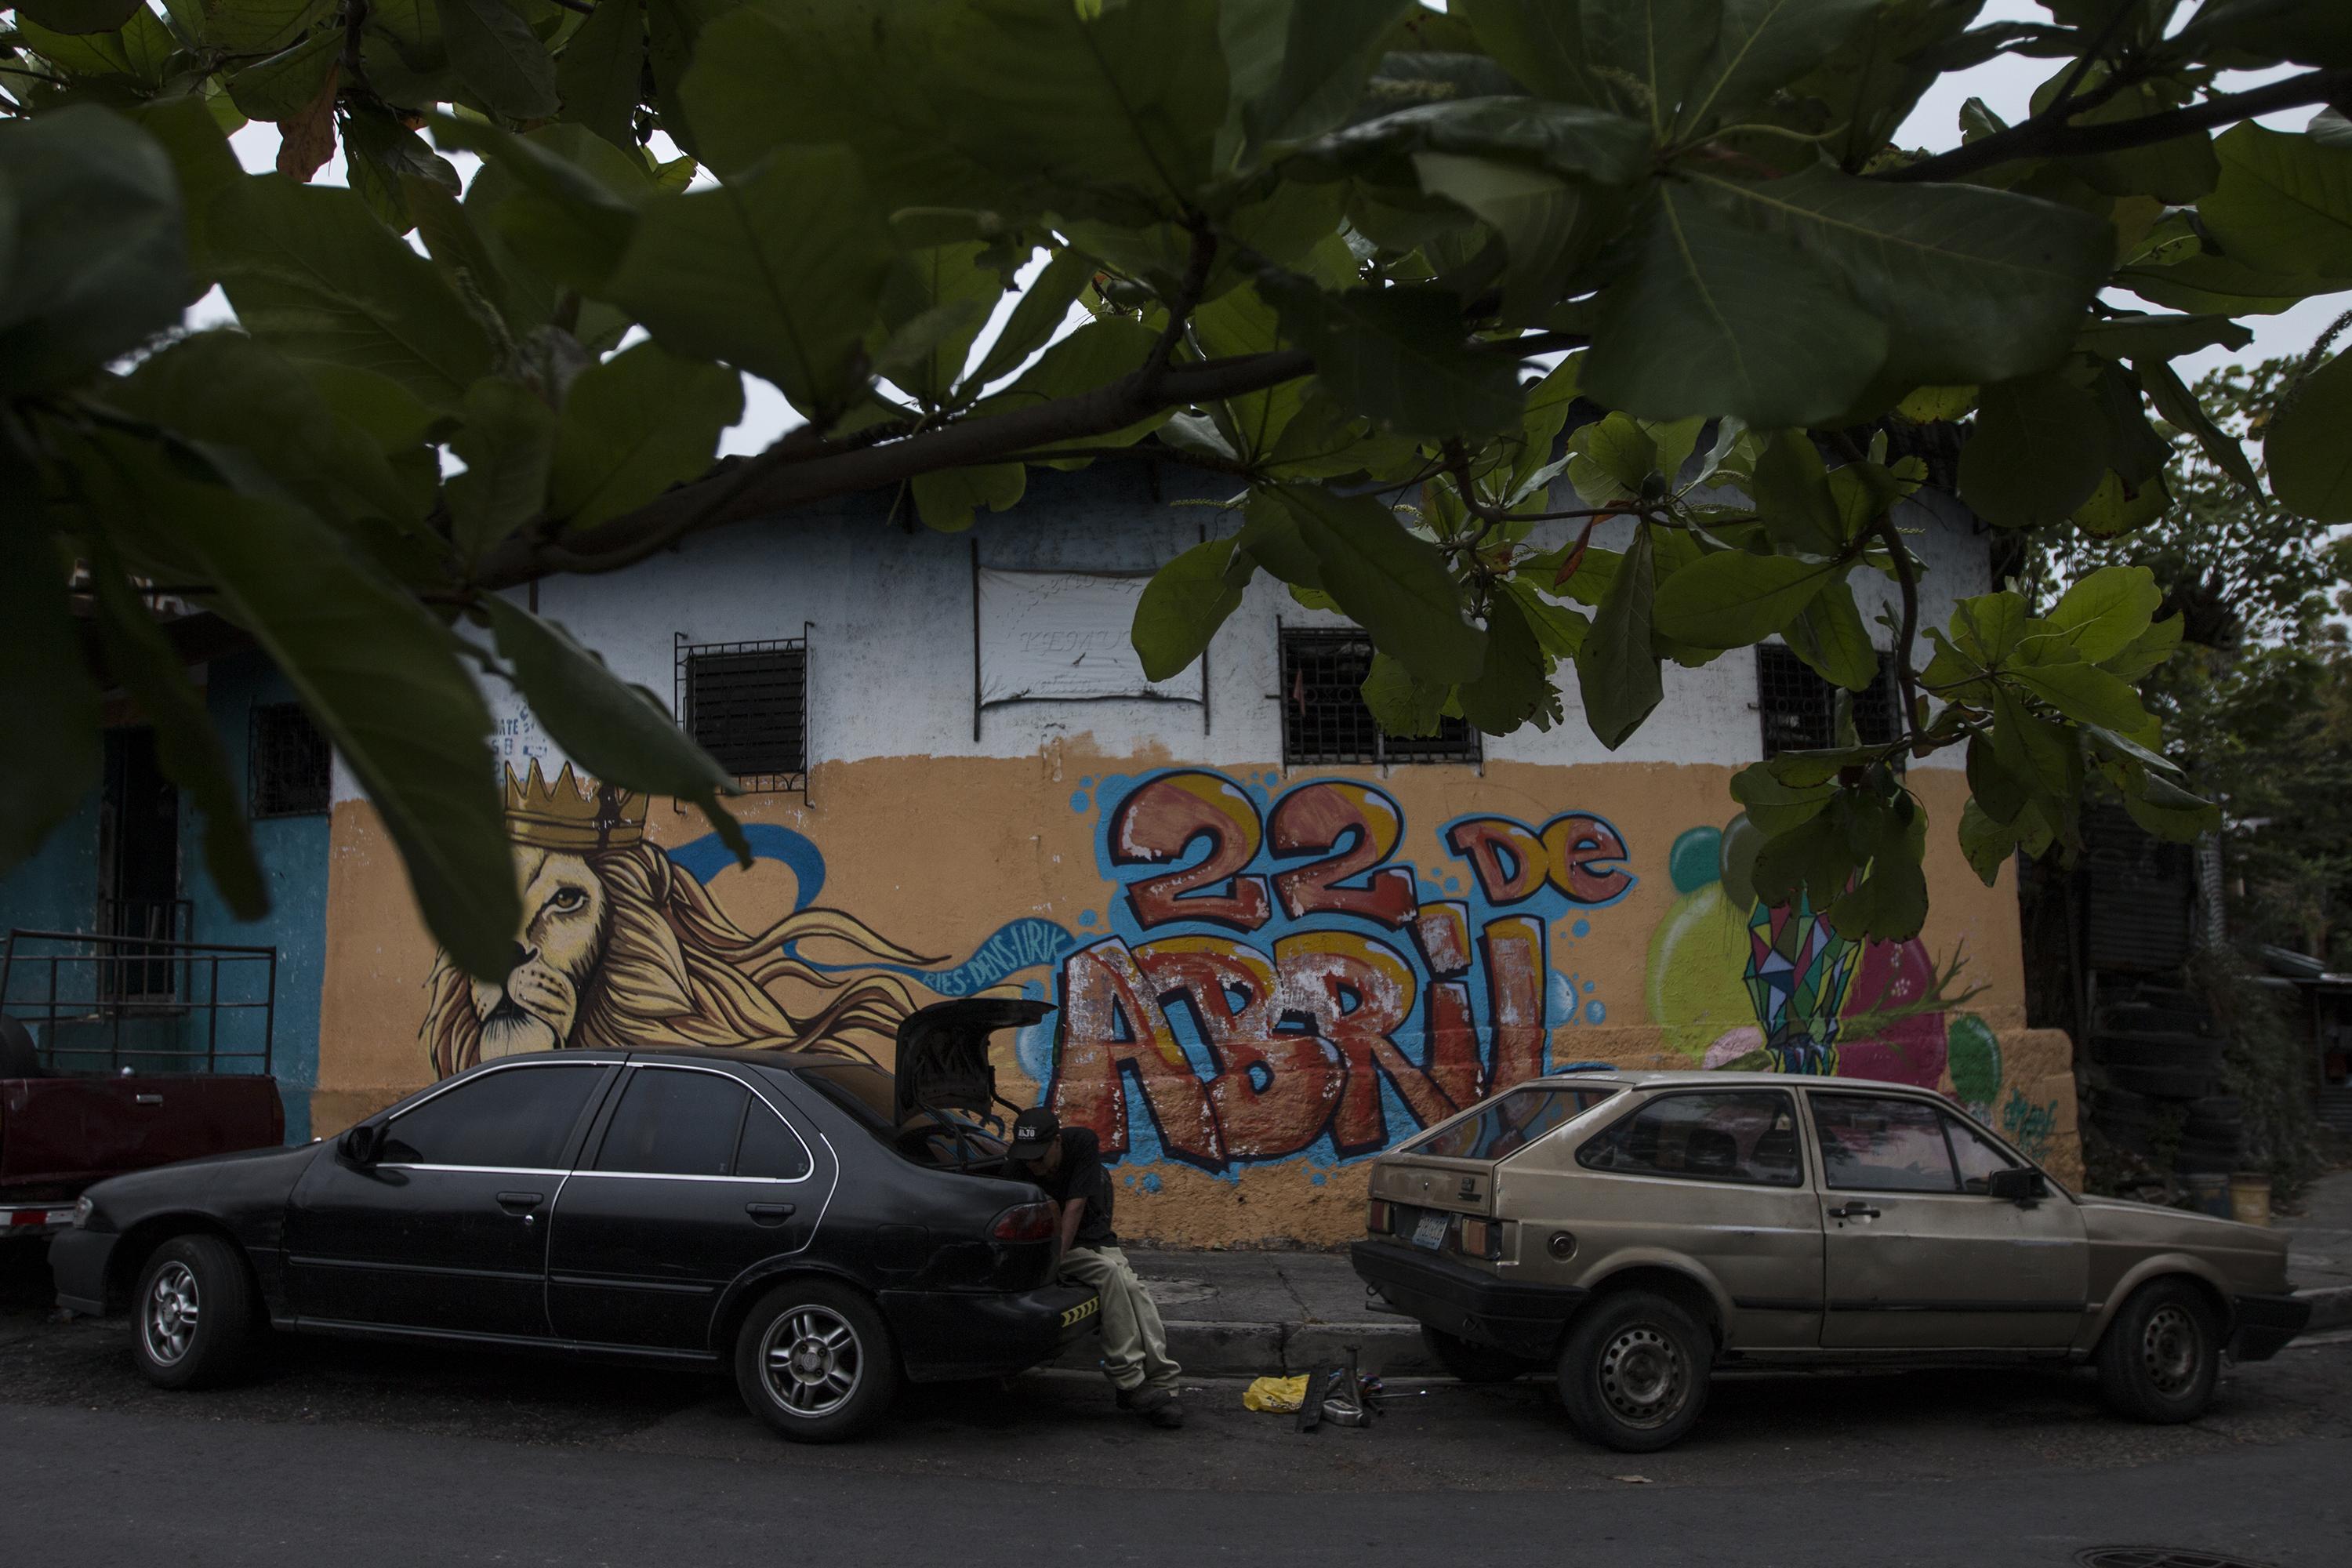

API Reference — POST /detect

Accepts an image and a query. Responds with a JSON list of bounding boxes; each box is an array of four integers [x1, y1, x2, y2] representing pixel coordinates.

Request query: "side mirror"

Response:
[[340, 1123, 383, 1166], [1986, 1166, 2045, 1203]]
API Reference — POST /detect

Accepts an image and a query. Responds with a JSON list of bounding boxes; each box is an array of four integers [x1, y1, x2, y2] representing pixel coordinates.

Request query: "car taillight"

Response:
[[1367, 1200, 1393, 1236], [1457, 1218, 1505, 1261], [989, 1202, 1057, 1242]]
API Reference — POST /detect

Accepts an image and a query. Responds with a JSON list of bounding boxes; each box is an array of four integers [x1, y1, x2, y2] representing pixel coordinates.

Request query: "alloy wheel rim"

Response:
[[143, 1261, 199, 1367], [760, 1305, 862, 1418], [2141, 1304, 2201, 1396], [1597, 1323, 1685, 1428]]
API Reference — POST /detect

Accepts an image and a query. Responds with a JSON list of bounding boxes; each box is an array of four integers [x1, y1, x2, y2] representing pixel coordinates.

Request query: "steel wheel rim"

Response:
[[759, 1305, 862, 1419], [142, 1261, 199, 1367], [2141, 1304, 2202, 1397], [1597, 1323, 1686, 1428]]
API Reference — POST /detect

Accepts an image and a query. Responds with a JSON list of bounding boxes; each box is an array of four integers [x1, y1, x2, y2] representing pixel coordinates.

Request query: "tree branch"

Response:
[[477, 330, 1587, 589], [1884, 67, 2352, 184]]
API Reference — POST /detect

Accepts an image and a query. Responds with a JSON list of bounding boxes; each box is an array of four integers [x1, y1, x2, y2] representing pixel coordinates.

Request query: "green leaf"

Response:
[[1286, 96, 1654, 184], [1958, 797, 2030, 886], [1410, 151, 1581, 325], [0, 498, 100, 877], [969, 249, 1094, 389], [481, 597, 750, 866], [1957, 371, 2107, 529], [1751, 429, 1844, 554], [1222, 0, 1414, 161], [1678, 0, 1880, 138], [1456, 591, 1559, 736], [1503, 575, 1591, 659], [1271, 485, 1488, 685], [1359, 650, 1448, 739], [436, 0, 561, 119], [1728, 759, 1835, 834], [608, 147, 895, 417], [0, 107, 191, 398], [1989, 686, 2077, 800], [2100, 611, 2184, 681], [2007, 659, 2151, 733], [2122, 771, 2223, 841], [345, 111, 463, 237], [1456, 0, 1606, 105], [1780, 578, 1877, 691], [1585, 183, 1887, 427], [193, 0, 330, 55], [1573, 521, 1664, 749], [2118, 245, 2352, 318], [1133, 535, 1248, 682], [1686, 164, 2111, 391], [1261, 276, 1524, 437], [1652, 548, 1838, 648], [2045, 564, 2161, 662], [1581, 0, 1719, 137], [209, 175, 495, 411], [85, 543, 267, 920], [2140, 355, 2258, 492], [2267, 349, 2352, 523], [104, 465, 516, 978], [1190, 281, 1304, 459], [548, 343, 742, 530], [16, 0, 141, 31], [1236, 489, 1326, 589], [447, 378, 559, 563], [910, 464, 1025, 533], [429, 117, 647, 294], [227, 31, 342, 122], [2077, 313, 2253, 363], [2076, 466, 2169, 540], [1827, 803, 1929, 943], [557, 0, 648, 151], [1965, 732, 2027, 826], [2198, 123, 2352, 278], [1565, 412, 1656, 505]]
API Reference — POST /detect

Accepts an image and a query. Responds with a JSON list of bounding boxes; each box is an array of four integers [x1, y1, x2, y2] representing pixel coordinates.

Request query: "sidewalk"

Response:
[[1060, 1171, 2352, 1381]]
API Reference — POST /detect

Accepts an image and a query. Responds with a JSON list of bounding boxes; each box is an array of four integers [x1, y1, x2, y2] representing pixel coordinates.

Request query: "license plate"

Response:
[[1410, 1209, 1449, 1251]]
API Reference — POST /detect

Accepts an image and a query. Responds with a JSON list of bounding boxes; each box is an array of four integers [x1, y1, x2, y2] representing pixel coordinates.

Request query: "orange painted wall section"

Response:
[[312, 747, 2077, 1247]]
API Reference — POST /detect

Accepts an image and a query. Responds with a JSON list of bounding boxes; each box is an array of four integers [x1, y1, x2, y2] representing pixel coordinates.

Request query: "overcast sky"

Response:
[[217, 0, 2345, 452]]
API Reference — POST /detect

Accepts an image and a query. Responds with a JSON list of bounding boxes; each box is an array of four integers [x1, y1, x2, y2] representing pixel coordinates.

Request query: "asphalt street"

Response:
[[3, 1246, 2348, 1568]]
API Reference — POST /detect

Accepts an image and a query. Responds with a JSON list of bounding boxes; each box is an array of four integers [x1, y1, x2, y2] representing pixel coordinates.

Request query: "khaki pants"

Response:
[[1058, 1243, 1180, 1394]]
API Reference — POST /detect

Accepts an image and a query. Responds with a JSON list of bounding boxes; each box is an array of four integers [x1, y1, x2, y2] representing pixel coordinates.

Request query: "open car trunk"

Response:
[[887, 997, 1055, 1172]]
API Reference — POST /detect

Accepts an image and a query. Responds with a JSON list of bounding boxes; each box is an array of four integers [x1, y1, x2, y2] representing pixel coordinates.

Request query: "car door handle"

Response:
[[495, 1191, 545, 1212], [745, 1203, 797, 1225], [1828, 1202, 1882, 1221]]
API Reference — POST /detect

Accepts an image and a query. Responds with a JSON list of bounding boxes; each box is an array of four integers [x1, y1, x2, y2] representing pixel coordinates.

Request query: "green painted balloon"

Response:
[[1719, 813, 1762, 911], [1947, 1013, 2002, 1106], [1668, 826, 1722, 895]]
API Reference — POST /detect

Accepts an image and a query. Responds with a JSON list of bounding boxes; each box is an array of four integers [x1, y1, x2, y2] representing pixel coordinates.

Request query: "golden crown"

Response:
[[503, 761, 647, 851]]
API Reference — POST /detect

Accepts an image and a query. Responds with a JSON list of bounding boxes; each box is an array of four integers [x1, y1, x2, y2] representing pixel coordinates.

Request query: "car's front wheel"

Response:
[[733, 1279, 899, 1443], [2096, 1277, 2221, 1423], [131, 1234, 259, 1390], [1421, 1323, 1537, 1383], [1555, 1291, 1711, 1452]]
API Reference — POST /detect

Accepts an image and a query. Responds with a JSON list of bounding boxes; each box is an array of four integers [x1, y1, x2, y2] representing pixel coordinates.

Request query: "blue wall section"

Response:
[[189, 654, 332, 1143], [0, 653, 332, 1145]]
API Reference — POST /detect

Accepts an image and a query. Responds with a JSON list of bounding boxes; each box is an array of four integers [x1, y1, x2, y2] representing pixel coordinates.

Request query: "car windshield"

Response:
[[1403, 1085, 1615, 1161]]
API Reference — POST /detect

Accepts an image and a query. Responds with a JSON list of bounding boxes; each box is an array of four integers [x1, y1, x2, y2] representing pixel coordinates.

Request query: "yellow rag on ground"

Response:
[[1242, 1374, 1311, 1413]]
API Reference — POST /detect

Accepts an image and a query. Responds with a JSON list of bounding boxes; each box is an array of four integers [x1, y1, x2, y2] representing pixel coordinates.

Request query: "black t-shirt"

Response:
[[1033, 1127, 1116, 1247]]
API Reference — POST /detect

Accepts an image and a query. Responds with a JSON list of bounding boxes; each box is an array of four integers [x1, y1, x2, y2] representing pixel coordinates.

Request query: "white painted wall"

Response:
[[333, 462, 1995, 800]]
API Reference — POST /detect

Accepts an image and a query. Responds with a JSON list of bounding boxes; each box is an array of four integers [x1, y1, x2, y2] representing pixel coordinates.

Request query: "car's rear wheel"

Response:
[[1555, 1290, 1710, 1452], [1421, 1323, 1537, 1383], [733, 1278, 899, 1443], [2096, 1277, 2221, 1423], [131, 1234, 258, 1390]]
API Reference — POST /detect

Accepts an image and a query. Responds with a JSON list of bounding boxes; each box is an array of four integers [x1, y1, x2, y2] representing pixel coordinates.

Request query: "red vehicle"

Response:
[[2, 928, 286, 1239]]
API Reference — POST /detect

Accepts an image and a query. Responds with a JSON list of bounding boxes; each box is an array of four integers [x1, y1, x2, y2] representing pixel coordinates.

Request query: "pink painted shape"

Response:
[[1834, 937, 1947, 1089]]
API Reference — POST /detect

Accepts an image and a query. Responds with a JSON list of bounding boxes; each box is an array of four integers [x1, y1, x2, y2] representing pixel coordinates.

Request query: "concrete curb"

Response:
[[1054, 1318, 1432, 1380], [2296, 1284, 2352, 1334]]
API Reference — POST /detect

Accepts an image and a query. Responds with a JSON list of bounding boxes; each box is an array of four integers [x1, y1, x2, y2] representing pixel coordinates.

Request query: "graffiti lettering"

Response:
[[1047, 771, 1637, 1170]]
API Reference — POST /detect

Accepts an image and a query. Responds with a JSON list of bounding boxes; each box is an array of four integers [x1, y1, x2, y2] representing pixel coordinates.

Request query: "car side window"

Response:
[[1577, 1091, 1803, 1186], [734, 1098, 812, 1181], [594, 1068, 752, 1177], [1945, 1112, 2019, 1193], [381, 1064, 604, 1169], [1811, 1094, 1958, 1192]]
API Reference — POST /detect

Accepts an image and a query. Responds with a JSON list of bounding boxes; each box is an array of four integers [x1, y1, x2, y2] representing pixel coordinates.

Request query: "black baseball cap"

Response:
[[1008, 1108, 1060, 1161]]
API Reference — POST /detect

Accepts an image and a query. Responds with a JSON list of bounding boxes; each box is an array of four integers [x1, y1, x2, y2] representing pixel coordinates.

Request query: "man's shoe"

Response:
[[1126, 1385, 1184, 1428]]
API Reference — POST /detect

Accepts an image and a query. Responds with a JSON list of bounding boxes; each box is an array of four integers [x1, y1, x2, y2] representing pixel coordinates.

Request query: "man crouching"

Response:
[[1008, 1108, 1183, 1428]]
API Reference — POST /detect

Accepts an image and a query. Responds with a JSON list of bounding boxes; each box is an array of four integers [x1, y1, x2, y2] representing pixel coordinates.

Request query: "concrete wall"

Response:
[[307, 470, 2080, 1244]]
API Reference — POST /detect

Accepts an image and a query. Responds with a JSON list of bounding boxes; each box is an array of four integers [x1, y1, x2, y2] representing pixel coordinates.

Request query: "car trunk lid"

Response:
[[892, 997, 1056, 1126]]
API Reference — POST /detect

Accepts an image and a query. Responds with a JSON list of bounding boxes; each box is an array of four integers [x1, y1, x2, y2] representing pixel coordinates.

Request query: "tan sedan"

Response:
[[1351, 1070, 2310, 1451]]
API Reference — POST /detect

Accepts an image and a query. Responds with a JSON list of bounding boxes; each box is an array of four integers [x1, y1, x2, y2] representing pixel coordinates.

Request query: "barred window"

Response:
[[249, 703, 331, 817], [1279, 628, 1479, 768], [677, 637, 807, 791], [1755, 643, 1899, 758]]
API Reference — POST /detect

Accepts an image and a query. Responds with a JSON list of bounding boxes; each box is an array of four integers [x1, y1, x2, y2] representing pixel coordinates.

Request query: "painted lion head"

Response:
[[421, 837, 936, 1077]]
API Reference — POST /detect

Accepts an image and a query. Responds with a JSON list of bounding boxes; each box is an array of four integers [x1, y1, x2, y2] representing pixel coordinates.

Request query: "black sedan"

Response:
[[49, 1000, 1101, 1442]]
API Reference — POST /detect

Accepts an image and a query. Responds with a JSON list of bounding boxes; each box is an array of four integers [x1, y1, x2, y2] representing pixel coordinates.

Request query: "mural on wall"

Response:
[[1039, 769, 1635, 1173], [421, 764, 969, 1076], [1645, 819, 2003, 1111]]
